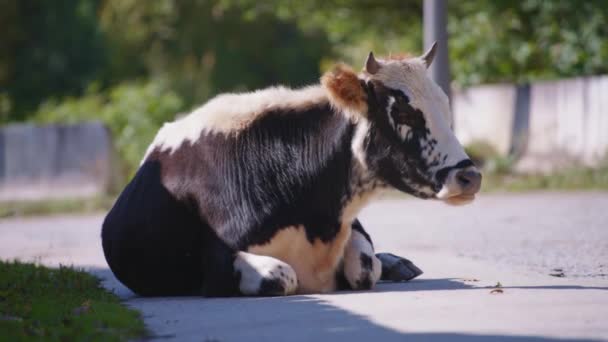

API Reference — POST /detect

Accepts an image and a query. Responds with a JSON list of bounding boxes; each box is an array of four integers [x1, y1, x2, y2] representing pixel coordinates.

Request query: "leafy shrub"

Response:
[[465, 140, 514, 176], [33, 80, 185, 182]]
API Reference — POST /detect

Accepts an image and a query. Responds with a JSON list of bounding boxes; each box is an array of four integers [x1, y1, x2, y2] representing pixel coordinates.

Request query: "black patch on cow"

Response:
[[351, 219, 373, 245], [335, 262, 352, 291], [101, 160, 232, 296], [356, 276, 372, 290], [356, 253, 374, 289], [360, 253, 373, 271], [388, 90, 426, 131], [258, 278, 286, 296]]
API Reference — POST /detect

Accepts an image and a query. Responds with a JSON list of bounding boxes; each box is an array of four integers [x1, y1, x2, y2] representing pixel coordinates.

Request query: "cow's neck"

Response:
[[338, 117, 385, 225]]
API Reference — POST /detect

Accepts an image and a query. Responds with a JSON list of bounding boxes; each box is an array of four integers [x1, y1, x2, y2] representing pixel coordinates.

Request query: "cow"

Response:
[[101, 43, 481, 297]]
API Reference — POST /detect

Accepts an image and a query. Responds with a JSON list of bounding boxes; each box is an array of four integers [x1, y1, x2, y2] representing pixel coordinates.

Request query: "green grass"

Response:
[[0, 261, 146, 341], [481, 165, 608, 192], [464, 141, 608, 192], [0, 196, 115, 218]]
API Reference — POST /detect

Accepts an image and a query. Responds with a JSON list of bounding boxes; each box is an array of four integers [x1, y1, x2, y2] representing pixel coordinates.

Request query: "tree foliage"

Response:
[[2, 0, 607, 120], [449, 0, 608, 85], [1, 0, 331, 122], [0, 0, 106, 120]]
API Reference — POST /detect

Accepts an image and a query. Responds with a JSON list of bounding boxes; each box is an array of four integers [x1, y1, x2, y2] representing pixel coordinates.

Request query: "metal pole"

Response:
[[423, 0, 451, 104]]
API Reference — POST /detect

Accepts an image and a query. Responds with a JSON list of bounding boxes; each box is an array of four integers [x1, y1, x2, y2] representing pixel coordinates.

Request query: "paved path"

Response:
[[1, 192, 607, 341]]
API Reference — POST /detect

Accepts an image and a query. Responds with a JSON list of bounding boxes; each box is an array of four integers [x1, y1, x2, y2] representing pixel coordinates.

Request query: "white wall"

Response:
[[0, 121, 115, 201], [452, 75, 608, 172]]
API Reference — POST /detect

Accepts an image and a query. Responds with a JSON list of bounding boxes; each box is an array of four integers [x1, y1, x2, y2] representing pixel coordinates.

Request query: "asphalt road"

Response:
[[1, 192, 607, 341]]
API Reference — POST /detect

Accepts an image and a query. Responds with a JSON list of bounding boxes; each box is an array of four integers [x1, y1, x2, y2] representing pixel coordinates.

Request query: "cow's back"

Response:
[[101, 160, 205, 296]]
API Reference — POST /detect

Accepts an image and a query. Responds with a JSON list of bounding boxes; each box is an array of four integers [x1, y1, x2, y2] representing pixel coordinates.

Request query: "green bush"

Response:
[[34, 80, 185, 181]]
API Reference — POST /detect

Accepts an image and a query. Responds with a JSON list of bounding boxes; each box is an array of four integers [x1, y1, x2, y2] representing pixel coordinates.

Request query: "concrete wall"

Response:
[[453, 84, 516, 156], [453, 75, 608, 172], [0, 121, 115, 201]]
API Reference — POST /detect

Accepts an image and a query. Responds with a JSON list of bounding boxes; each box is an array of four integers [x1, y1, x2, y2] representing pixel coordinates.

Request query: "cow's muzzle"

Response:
[[435, 162, 482, 205]]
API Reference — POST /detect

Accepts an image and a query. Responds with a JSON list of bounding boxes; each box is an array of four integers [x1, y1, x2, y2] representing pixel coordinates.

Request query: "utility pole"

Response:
[[423, 0, 451, 104]]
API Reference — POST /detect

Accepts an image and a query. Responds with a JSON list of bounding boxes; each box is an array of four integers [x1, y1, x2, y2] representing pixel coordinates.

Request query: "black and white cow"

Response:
[[102, 43, 481, 297]]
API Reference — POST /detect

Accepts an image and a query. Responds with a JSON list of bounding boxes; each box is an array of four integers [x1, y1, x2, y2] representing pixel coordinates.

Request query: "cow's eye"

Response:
[[392, 103, 425, 129]]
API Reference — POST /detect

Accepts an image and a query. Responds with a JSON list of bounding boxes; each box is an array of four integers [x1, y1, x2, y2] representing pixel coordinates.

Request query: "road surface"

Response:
[[1, 192, 607, 341]]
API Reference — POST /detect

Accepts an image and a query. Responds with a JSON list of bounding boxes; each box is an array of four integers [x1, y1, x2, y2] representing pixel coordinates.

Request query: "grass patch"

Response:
[[464, 140, 608, 192], [0, 195, 116, 218], [0, 260, 146, 341], [481, 164, 608, 192]]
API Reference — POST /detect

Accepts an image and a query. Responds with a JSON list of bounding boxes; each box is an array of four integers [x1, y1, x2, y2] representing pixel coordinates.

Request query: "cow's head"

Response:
[[322, 43, 481, 205]]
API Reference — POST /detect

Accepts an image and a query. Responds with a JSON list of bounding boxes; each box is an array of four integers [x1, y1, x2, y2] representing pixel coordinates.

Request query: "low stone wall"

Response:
[[453, 74, 608, 172], [0, 121, 116, 201]]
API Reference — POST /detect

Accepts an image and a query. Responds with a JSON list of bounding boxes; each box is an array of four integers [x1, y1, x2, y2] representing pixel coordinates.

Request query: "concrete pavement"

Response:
[[1, 192, 607, 341]]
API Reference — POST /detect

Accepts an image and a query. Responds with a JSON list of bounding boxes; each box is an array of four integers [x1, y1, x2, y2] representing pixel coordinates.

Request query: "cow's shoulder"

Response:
[[143, 85, 329, 160]]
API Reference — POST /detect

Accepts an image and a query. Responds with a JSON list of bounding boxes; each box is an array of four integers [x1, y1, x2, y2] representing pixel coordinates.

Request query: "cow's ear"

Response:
[[321, 64, 367, 119]]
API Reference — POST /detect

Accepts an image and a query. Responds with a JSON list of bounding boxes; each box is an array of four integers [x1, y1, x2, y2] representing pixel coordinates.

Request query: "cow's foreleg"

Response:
[[339, 219, 423, 287], [339, 219, 382, 290], [201, 238, 298, 297], [233, 251, 298, 296]]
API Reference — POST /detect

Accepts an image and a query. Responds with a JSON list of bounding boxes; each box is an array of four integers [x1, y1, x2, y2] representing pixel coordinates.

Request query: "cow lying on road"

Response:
[[102, 43, 481, 296]]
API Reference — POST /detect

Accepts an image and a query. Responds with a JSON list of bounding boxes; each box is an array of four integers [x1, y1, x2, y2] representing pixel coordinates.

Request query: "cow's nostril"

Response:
[[457, 173, 471, 186], [455, 169, 482, 195]]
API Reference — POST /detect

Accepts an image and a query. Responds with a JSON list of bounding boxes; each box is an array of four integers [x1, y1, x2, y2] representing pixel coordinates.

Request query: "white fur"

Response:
[[398, 124, 412, 140], [142, 85, 327, 161], [247, 224, 351, 294], [233, 251, 298, 296], [351, 118, 371, 170], [343, 230, 382, 289], [386, 96, 396, 127]]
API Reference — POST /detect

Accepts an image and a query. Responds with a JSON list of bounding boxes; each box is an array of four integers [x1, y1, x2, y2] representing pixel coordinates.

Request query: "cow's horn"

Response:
[[365, 52, 381, 74], [421, 41, 437, 68]]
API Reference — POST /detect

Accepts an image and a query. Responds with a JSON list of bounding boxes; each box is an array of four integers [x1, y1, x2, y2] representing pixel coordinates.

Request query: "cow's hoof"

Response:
[[376, 253, 423, 282], [234, 252, 298, 296]]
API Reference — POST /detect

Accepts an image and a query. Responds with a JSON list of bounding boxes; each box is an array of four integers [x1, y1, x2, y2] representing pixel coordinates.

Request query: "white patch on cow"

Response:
[[343, 230, 382, 289], [233, 251, 298, 296], [142, 85, 328, 161], [247, 224, 351, 294], [398, 124, 411, 140], [364, 57, 469, 172], [386, 96, 396, 128], [351, 118, 371, 170]]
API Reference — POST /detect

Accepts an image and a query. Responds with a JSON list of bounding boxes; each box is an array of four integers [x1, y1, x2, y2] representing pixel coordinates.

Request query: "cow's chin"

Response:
[[434, 182, 477, 206], [442, 194, 476, 206]]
